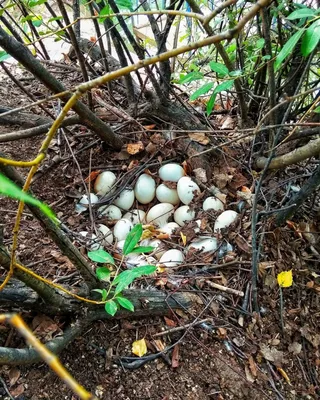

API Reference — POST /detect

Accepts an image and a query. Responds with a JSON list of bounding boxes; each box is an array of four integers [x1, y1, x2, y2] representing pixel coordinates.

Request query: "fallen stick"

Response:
[[153, 318, 213, 337], [205, 280, 244, 297]]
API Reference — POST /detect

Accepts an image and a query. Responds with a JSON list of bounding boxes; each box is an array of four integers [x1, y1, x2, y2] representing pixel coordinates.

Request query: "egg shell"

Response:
[[177, 177, 200, 205], [189, 237, 218, 253], [126, 254, 157, 269], [114, 189, 135, 211], [97, 224, 113, 245], [203, 196, 224, 212], [146, 203, 174, 227], [134, 174, 156, 204], [214, 210, 238, 232], [113, 218, 134, 241], [158, 249, 184, 268], [218, 242, 233, 258], [97, 205, 122, 220], [159, 163, 185, 182], [123, 209, 146, 225], [79, 231, 101, 250], [79, 193, 99, 205], [160, 222, 180, 236], [156, 184, 180, 205], [174, 205, 196, 226], [149, 239, 166, 260], [94, 171, 117, 196]]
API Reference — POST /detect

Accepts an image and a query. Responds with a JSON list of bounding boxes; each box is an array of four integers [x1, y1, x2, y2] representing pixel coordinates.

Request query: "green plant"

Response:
[[88, 224, 156, 316]]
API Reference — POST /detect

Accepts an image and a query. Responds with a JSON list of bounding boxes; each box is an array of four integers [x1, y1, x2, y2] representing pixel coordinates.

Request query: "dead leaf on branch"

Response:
[[188, 132, 209, 145], [126, 141, 145, 155]]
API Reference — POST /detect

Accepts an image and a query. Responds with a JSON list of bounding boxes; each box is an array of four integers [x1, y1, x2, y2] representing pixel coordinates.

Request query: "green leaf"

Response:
[[255, 38, 265, 49], [29, 0, 47, 6], [301, 20, 320, 57], [287, 8, 315, 20], [87, 249, 115, 264], [314, 106, 320, 113], [190, 82, 214, 101], [113, 265, 156, 294], [0, 51, 10, 62], [130, 246, 155, 254], [95, 267, 111, 281], [275, 29, 305, 71], [229, 69, 242, 77], [32, 16, 43, 27], [206, 92, 217, 116], [131, 265, 157, 278], [113, 270, 135, 294], [92, 288, 108, 301], [178, 71, 203, 84], [209, 61, 229, 77], [116, 296, 134, 311], [116, 0, 133, 10], [123, 224, 142, 255], [0, 173, 56, 222], [98, 4, 111, 22], [105, 300, 118, 316], [48, 16, 63, 23], [206, 80, 234, 116], [214, 80, 235, 94]]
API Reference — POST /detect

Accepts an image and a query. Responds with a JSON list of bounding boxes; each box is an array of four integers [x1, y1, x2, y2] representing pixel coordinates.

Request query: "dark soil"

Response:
[[0, 69, 319, 400]]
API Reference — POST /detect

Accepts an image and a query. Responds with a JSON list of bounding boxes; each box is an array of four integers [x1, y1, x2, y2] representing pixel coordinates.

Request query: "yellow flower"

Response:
[[277, 270, 293, 288]]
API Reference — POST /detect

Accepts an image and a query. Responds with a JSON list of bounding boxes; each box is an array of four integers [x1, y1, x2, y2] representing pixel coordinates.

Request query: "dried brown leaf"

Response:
[[172, 345, 179, 368], [188, 132, 209, 145], [126, 141, 144, 155], [10, 384, 25, 397], [8, 367, 20, 386]]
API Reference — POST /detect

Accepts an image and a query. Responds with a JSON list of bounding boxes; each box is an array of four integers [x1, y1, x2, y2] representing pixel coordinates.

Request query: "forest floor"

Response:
[[0, 67, 319, 400]]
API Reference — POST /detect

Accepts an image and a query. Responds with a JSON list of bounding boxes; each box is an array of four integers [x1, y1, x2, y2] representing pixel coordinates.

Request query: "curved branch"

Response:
[[0, 115, 80, 142], [0, 290, 191, 365], [256, 137, 320, 170]]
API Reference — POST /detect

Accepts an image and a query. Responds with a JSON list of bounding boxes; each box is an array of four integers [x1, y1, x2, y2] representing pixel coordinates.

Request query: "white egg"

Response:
[[159, 163, 185, 182], [156, 184, 180, 205], [97, 204, 122, 220], [94, 171, 116, 196], [189, 237, 218, 253], [113, 218, 133, 241], [116, 240, 125, 252], [97, 224, 113, 245], [114, 189, 135, 210], [177, 177, 200, 205], [214, 210, 238, 232], [79, 193, 99, 205], [158, 249, 184, 267], [174, 205, 196, 226], [146, 203, 174, 227], [77, 193, 99, 213], [79, 231, 101, 250], [123, 209, 146, 224], [126, 254, 157, 269], [149, 239, 166, 259], [134, 174, 156, 204], [203, 196, 224, 211], [194, 219, 202, 234], [161, 222, 180, 235]]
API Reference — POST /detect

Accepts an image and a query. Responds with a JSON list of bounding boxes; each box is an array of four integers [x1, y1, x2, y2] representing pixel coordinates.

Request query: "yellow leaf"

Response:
[[180, 232, 187, 246], [277, 367, 291, 385], [277, 270, 293, 288], [132, 338, 147, 357]]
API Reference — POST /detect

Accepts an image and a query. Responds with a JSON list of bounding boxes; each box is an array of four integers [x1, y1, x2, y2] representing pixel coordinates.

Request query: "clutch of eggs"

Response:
[[76, 163, 238, 266]]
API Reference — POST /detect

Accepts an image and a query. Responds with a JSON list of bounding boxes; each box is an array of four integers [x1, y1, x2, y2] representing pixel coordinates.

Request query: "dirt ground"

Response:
[[0, 70, 319, 400]]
